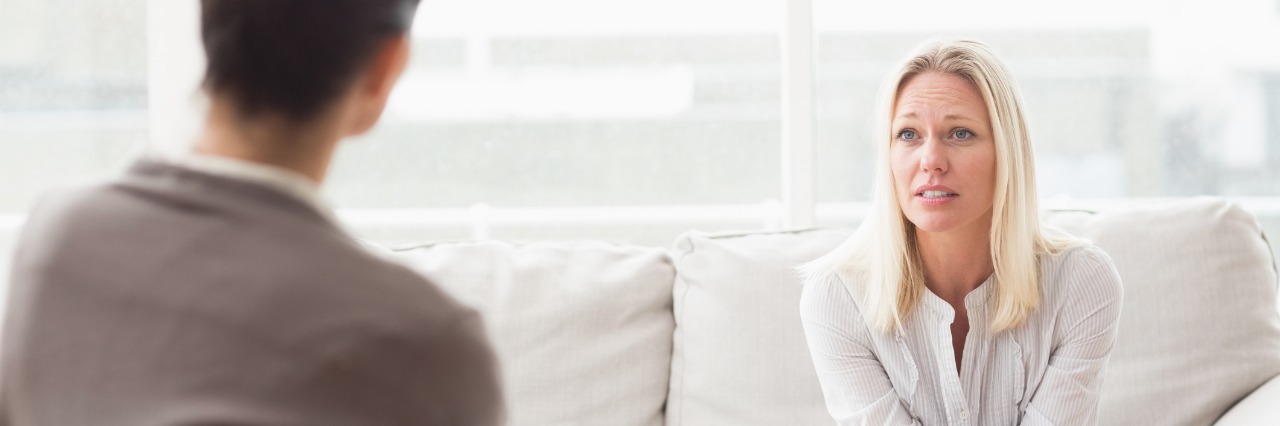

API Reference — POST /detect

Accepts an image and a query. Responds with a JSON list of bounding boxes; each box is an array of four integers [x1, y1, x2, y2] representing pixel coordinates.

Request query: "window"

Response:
[[2, 0, 1279, 259], [812, 0, 1280, 212], [0, 0, 147, 213], [810, 0, 1280, 270], [0, 0, 147, 282], [328, 0, 786, 245]]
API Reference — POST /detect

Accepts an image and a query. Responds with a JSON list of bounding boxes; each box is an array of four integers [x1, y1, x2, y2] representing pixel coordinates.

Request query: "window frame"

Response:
[[132, 0, 1280, 242]]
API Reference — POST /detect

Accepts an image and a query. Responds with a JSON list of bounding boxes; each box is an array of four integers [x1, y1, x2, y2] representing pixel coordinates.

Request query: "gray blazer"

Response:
[[0, 159, 505, 425]]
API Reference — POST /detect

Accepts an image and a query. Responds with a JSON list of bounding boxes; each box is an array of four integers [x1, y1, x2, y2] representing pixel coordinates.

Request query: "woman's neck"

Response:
[[193, 99, 341, 184], [916, 216, 995, 306]]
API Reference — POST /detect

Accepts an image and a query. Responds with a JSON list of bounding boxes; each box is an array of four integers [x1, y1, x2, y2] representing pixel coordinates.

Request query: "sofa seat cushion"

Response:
[[395, 241, 675, 426]]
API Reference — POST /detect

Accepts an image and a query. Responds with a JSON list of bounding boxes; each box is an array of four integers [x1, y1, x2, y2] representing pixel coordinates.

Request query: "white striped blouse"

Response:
[[799, 244, 1124, 426]]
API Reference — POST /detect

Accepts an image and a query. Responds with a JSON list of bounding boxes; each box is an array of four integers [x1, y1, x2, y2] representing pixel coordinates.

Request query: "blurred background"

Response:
[[1, 0, 1277, 275]]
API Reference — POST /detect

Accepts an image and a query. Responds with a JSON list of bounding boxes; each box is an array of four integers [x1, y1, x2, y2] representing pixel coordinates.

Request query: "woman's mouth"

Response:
[[919, 190, 958, 199]]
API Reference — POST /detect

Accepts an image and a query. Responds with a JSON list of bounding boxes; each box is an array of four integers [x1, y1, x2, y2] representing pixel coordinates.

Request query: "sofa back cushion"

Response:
[[395, 241, 675, 426], [666, 228, 848, 425], [1048, 198, 1280, 425], [667, 197, 1280, 425]]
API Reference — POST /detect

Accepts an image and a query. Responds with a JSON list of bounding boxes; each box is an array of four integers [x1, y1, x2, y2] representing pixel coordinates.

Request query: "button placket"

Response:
[[938, 318, 971, 425]]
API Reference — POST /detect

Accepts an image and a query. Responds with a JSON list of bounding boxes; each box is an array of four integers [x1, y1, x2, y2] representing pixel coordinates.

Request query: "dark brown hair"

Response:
[[200, 0, 420, 122]]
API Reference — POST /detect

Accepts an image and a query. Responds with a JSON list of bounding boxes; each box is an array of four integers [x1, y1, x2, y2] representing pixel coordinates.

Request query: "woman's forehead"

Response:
[[893, 72, 987, 121]]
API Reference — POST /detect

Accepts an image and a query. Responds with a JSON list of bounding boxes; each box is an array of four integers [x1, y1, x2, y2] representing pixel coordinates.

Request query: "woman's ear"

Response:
[[344, 35, 412, 137], [366, 35, 412, 102]]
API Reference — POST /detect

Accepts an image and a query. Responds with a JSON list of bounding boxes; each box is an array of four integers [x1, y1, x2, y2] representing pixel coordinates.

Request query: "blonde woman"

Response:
[[799, 39, 1123, 425]]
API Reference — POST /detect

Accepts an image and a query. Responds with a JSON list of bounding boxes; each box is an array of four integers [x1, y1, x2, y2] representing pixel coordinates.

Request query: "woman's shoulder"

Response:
[[800, 266, 869, 317], [1041, 242, 1112, 268], [1039, 242, 1124, 306], [798, 266, 887, 345]]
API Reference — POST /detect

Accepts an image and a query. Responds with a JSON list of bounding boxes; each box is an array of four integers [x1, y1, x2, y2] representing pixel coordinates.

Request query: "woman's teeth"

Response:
[[921, 190, 956, 199]]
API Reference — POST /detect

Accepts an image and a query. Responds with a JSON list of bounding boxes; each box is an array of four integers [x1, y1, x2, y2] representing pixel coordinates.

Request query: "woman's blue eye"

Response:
[[954, 129, 972, 139], [898, 129, 917, 140]]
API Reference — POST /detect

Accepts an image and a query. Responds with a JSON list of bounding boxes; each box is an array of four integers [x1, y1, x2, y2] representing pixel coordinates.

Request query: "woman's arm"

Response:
[[800, 276, 922, 426], [1021, 247, 1124, 426]]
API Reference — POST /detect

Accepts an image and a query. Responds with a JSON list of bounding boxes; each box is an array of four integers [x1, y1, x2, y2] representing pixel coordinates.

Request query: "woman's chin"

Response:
[[906, 214, 962, 234]]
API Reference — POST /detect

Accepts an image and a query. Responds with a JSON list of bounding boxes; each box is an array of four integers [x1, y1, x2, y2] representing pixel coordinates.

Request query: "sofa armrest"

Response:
[[1215, 373, 1280, 425]]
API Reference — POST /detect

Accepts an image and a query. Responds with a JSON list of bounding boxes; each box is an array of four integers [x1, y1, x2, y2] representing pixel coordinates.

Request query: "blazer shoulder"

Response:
[[15, 183, 129, 252]]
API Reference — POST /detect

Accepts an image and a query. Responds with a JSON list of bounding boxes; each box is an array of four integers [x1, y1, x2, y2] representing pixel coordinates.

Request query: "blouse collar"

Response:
[[920, 274, 996, 322]]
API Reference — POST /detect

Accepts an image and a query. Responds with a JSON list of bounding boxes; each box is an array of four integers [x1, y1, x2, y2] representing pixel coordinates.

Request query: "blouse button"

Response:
[[959, 410, 969, 420]]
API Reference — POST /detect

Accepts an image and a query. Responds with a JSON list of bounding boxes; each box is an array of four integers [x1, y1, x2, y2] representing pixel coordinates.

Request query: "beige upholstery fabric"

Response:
[[1045, 198, 1280, 425], [666, 229, 847, 426], [1215, 373, 1280, 425], [395, 241, 676, 426], [667, 197, 1280, 425]]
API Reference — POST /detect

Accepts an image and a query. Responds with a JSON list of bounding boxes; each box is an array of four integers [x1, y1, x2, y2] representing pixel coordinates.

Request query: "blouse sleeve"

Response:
[[800, 275, 922, 426], [1020, 247, 1124, 426]]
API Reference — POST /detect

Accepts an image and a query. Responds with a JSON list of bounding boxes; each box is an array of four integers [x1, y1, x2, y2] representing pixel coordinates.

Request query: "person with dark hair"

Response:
[[0, 1, 506, 424]]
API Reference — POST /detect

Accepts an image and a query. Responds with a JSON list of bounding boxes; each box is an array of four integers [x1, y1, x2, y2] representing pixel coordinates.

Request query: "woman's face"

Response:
[[890, 71, 997, 236]]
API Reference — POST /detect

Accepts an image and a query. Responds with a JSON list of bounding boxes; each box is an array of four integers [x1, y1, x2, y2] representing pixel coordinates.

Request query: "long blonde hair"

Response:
[[801, 39, 1081, 334]]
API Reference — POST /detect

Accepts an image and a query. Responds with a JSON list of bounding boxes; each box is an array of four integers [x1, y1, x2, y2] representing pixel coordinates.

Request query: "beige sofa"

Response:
[[388, 197, 1280, 425]]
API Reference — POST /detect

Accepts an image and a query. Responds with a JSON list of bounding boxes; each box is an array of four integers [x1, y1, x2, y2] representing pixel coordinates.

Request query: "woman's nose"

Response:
[[919, 139, 947, 174]]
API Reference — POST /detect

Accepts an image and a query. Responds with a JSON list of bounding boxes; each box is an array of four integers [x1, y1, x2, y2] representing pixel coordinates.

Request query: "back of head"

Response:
[[200, 0, 421, 123]]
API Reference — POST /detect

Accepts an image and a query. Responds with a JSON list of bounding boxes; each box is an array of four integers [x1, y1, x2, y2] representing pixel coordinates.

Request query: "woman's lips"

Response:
[[915, 190, 958, 206]]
